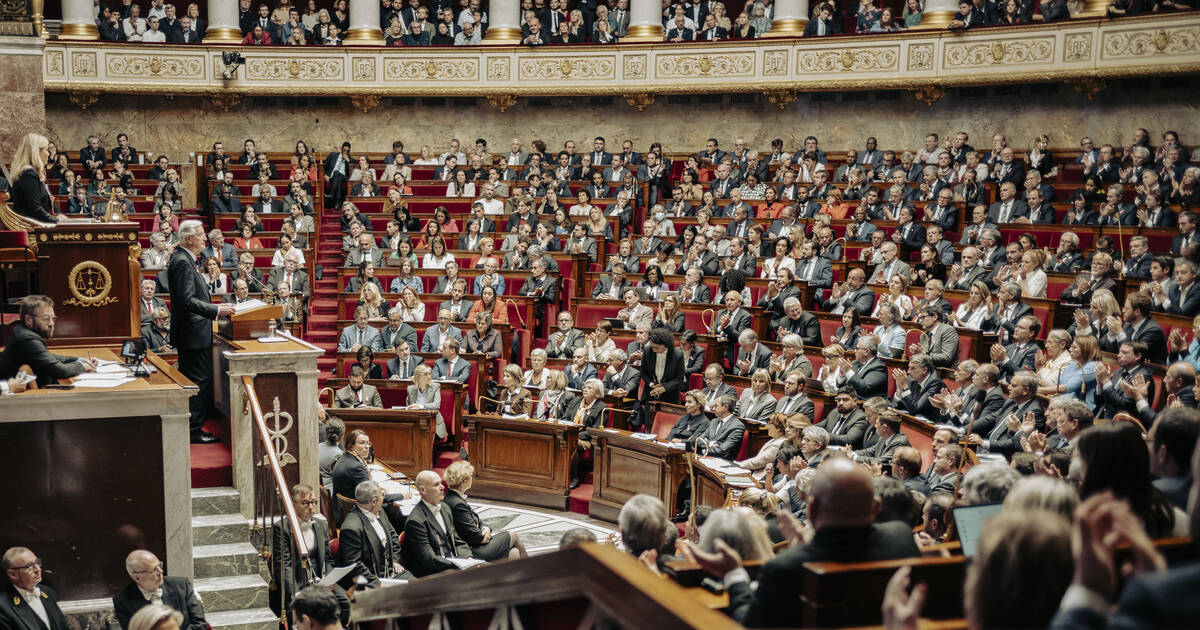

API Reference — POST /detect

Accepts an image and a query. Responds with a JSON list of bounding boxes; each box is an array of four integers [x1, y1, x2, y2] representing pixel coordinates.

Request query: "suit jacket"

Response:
[[1050, 563, 1200, 630], [846, 358, 888, 399], [946, 385, 1007, 435], [711, 308, 753, 343], [775, 393, 815, 418], [464, 328, 503, 360], [734, 343, 774, 376], [824, 285, 875, 314], [987, 199, 1031, 224], [385, 354, 424, 380], [691, 415, 745, 458], [0, 323, 87, 388], [590, 277, 630, 300], [519, 274, 558, 305], [1099, 318, 1166, 366], [737, 390, 778, 422], [266, 268, 311, 298], [897, 374, 947, 419], [1000, 341, 1039, 378], [802, 17, 838, 35], [168, 248, 220, 350], [420, 325, 464, 353], [113, 577, 205, 630], [1096, 364, 1156, 420], [546, 328, 586, 358], [730, 523, 920, 627], [268, 516, 334, 613], [339, 324, 382, 352], [433, 357, 471, 383], [667, 413, 709, 442], [1161, 282, 1200, 317], [920, 323, 960, 368], [816, 408, 868, 449], [677, 283, 712, 304], [0, 584, 68, 630], [442, 489, 494, 551], [859, 432, 911, 467], [869, 259, 911, 285], [375, 323, 418, 353], [987, 397, 1045, 458], [334, 384, 382, 409], [340, 506, 402, 580], [402, 501, 472, 577], [794, 256, 833, 288], [604, 365, 642, 396]]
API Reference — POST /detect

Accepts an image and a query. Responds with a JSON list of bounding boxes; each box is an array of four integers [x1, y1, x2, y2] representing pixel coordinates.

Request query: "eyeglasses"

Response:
[[133, 564, 163, 575], [297, 500, 318, 507], [10, 559, 41, 571]]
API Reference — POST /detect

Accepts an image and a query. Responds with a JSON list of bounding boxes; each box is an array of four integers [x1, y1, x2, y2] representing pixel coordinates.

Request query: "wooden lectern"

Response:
[[217, 303, 284, 339], [33, 221, 141, 343]]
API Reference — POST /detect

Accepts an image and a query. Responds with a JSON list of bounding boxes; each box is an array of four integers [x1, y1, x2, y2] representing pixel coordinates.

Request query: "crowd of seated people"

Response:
[[87, 0, 1196, 46]]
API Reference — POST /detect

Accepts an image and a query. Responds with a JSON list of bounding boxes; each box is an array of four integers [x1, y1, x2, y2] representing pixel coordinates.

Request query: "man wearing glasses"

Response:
[[112, 550, 206, 630], [0, 295, 96, 390], [269, 484, 350, 625], [1, 547, 68, 630]]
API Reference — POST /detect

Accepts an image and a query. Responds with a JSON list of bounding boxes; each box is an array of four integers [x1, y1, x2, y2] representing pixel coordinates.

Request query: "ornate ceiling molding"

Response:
[[41, 14, 1200, 98]]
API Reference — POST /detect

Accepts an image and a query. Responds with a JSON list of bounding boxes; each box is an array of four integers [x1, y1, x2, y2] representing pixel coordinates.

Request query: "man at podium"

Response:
[[0, 295, 96, 389], [170, 220, 234, 444]]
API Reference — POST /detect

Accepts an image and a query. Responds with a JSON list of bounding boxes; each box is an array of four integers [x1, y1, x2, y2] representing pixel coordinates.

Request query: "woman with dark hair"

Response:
[[714, 268, 752, 305], [352, 345, 384, 380], [344, 260, 383, 293], [638, 265, 671, 299], [673, 224, 698, 256], [392, 204, 420, 232], [1077, 422, 1188, 538], [831, 307, 863, 348]]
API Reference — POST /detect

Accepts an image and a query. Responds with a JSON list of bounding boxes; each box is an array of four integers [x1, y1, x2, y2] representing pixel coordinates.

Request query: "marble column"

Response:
[[344, 0, 385, 44], [0, 37, 46, 154], [763, 0, 808, 37], [203, 0, 242, 42], [623, 0, 664, 42], [484, 0, 521, 44], [917, 0, 958, 28], [59, 0, 98, 40]]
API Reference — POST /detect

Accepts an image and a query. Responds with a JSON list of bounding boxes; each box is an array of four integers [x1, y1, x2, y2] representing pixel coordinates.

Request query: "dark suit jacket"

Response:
[[168, 248, 219, 350], [1050, 562, 1200, 630], [401, 500, 472, 577], [897, 374, 947, 419], [1, 584, 68, 630], [816, 408, 868, 449], [1099, 319, 1166, 366], [691, 415, 744, 458], [113, 577, 206, 630], [0, 323, 86, 386], [730, 523, 920, 627], [340, 506, 402, 579], [270, 516, 334, 609], [638, 346, 686, 405], [667, 413, 710, 442], [846, 358, 888, 399]]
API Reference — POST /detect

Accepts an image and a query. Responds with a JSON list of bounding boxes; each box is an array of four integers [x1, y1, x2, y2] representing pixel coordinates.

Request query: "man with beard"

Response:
[[0, 295, 96, 388]]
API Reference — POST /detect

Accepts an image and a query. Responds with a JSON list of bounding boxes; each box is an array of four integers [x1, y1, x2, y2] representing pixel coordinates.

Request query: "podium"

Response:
[[217, 303, 284, 339], [33, 221, 141, 343]]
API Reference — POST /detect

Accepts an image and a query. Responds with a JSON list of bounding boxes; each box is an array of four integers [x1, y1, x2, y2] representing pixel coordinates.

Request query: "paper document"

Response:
[[501, 413, 530, 420], [724, 476, 756, 488], [231, 299, 268, 313], [256, 335, 289, 343], [699, 457, 731, 468], [446, 557, 487, 570], [629, 432, 657, 440], [317, 565, 358, 587], [72, 378, 135, 388], [378, 578, 409, 588]]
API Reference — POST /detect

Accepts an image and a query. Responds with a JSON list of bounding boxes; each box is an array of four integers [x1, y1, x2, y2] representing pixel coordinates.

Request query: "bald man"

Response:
[[685, 458, 919, 627], [112, 550, 206, 630], [400, 471, 472, 578]]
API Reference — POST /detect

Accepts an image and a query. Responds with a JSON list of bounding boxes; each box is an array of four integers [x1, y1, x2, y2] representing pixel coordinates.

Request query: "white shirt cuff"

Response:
[[1136, 398, 1150, 411], [723, 567, 751, 589], [1058, 584, 1111, 617]]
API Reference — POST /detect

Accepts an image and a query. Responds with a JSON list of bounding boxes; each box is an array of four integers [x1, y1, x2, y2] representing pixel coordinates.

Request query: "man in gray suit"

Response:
[[823, 268, 875, 315], [775, 370, 815, 418], [700, 363, 737, 411], [338, 307, 381, 352], [909, 307, 960, 368], [335, 365, 382, 408], [346, 232, 385, 268], [602, 349, 641, 398], [375, 307, 419, 353], [439, 281, 473, 322], [689, 394, 744, 458], [990, 315, 1041, 379], [868, 242, 910, 285], [793, 241, 833, 289], [432, 338, 471, 383], [546, 312, 586, 359], [947, 246, 989, 291], [733, 329, 773, 377], [420, 310, 464, 353], [386, 343, 424, 381]]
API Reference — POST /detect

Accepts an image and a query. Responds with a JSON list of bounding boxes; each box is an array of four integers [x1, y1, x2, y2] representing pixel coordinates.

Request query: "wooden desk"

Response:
[[589, 428, 688, 523], [335, 408, 438, 477], [465, 413, 580, 510], [326, 378, 468, 449]]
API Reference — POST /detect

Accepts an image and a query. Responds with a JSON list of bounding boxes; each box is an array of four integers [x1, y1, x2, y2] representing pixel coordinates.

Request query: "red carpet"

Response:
[[190, 416, 233, 488], [568, 482, 593, 516]]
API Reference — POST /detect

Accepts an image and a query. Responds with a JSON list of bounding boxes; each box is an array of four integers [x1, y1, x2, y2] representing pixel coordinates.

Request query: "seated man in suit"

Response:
[[221, 278, 255, 305], [141, 308, 173, 355], [602, 349, 641, 398], [432, 338, 471, 383], [816, 388, 869, 449], [892, 353, 947, 420], [420, 310, 464, 354], [852, 410, 911, 472], [987, 182, 1030, 224], [1153, 258, 1200, 317], [269, 484, 349, 624], [202, 229, 238, 269], [824, 268, 875, 315], [839, 336, 888, 399], [113, 550, 206, 630], [1099, 293, 1166, 366], [868, 242, 910, 285], [402, 471, 473, 578], [700, 363, 737, 411], [968, 371, 1045, 459], [334, 365, 381, 409], [267, 253, 311, 300], [689, 394, 744, 458], [339, 481, 413, 581], [376, 307, 419, 355], [932, 363, 1006, 435], [1059, 252, 1116, 306], [908, 307, 960, 369], [546, 312, 586, 359], [1, 546, 69, 630], [990, 315, 1041, 379], [139, 279, 168, 325], [682, 458, 920, 628], [0, 295, 96, 388], [338, 307, 381, 353], [732, 329, 772, 377], [1095, 340, 1157, 420]]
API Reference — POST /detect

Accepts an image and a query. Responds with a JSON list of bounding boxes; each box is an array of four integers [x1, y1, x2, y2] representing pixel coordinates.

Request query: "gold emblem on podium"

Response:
[[63, 260, 118, 307]]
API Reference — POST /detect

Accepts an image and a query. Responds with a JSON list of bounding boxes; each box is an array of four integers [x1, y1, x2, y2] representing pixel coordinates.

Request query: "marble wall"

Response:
[[0, 37, 46, 154], [44, 80, 1200, 160]]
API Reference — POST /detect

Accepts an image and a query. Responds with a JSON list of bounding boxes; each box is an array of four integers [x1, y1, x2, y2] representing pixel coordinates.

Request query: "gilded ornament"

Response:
[[425, 59, 438, 78], [351, 94, 381, 112], [990, 41, 1007, 63], [1154, 30, 1169, 53], [63, 261, 117, 308], [911, 85, 945, 106], [208, 93, 242, 111], [1070, 78, 1105, 100], [839, 50, 855, 71], [67, 91, 98, 109], [128, 243, 142, 263], [486, 94, 518, 112], [698, 55, 713, 74], [149, 57, 162, 74], [288, 58, 301, 77], [560, 59, 573, 77], [763, 88, 799, 110], [623, 93, 654, 111]]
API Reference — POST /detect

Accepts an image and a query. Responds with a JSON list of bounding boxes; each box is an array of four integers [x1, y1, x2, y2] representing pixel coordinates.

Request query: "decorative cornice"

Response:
[[40, 15, 1200, 98]]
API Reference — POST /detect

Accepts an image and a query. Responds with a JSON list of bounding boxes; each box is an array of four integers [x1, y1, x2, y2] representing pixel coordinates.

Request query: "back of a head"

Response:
[[128, 605, 183, 630], [810, 458, 877, 528], [873, 476, 917, 526], [291, 585, 340, 627], [966, 509, 1073, 630], [324, 417, 345, 446], [699, 509, 773, 563], [618, 494, 667, 556], [1078, 423, 1176, 537], [558, 527, 598, 550], [1003, 475, 1079, 521], [961, 463, 1019, 505]]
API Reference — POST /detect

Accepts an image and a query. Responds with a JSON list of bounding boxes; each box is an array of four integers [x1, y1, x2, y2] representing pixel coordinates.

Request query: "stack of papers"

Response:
[[231, 299, 268, 313], [699, 457, 731, 468], [446, 557, 487, 569], [72, 372, 134, 388], [724, 476, 757, 488], [629, 432, 658, 440], [716, 464, 752, 476]]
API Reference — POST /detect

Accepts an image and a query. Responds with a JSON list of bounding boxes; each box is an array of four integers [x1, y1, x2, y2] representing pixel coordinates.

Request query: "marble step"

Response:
[[192, 487, 241, 517], [192, 514, 253, 546], [194, 574, 271, 613], [206, 607, 279, 630], [193, 542, 261, 579]]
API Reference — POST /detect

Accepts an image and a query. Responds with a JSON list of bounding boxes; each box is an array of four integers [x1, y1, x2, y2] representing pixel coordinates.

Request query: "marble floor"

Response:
[[469, 499, 616, 554]]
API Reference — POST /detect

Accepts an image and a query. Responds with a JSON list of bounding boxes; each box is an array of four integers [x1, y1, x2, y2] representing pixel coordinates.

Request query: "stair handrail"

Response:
[[242, 375, 313, 565]]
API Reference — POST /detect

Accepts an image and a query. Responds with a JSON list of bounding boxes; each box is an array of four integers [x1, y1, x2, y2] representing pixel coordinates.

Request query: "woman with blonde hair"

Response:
[[1014, 249, 1048, 298], [533, 370, 579, 421], [358, 282, 389, 320], [737, 369, 778, 422], [872, 273, 914, 320], [407, 364, 446, 439], [948, 280, 992, 330], [1033, 329, 1074, 387], [128, 604, 184, 630], [737, 413, 788, 478], [1070, 288, 1120, 336], [697, 508, 776, 562], [443, 460, 527, 559], [1044, 334, 1099, 405], [496, 363, 532, 416], [8, 132, 57, 223], [816, 344, 849, 393]]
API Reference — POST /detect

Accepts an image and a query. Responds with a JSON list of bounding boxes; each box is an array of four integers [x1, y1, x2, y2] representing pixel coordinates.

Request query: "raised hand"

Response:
[[882, 566, 928, 630]]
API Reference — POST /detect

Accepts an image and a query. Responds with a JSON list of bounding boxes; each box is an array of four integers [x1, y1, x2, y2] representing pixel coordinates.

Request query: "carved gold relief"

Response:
[[64, 260, 117, 308], [45, 50, 64, 76], [763, 50, 787, 76], [944, 38, 1052, 67], [67, 91, 98, 109], [1070, 78, 1106, 100], [656, 53, 754, 78], [71, 52, 97, 77], [128, 243, 142, 263], [908, 43, 933, 71], [763, 89, 799, 110], [797, 48, 898, 73], [518, 57, 614, 80], [209, 93, 242, 111], [623, 54, 647, 80], [385, 58, 479, 80], [486, 57, 510, 81], [623, 93, 655, 111], [351, 95, 382, 112], [106, 54, 203, 78], [911, 85, 945, 106], [245, 58, 343, 80], [1102, 26, 1200, 58], [1063, 33, 1093, 62], [486, 94, 517, 112], [352, 57, 375, 81]]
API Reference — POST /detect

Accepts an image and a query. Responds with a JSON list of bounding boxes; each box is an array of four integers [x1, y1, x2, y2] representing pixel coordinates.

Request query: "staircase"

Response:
[[190, 487, 276, 630], [306, 209, 344, 383]]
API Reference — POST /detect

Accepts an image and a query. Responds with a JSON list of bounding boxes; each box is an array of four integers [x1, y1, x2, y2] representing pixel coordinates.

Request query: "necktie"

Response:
[[357, 330, 363, 346], [1000, 202, 1010, 223]]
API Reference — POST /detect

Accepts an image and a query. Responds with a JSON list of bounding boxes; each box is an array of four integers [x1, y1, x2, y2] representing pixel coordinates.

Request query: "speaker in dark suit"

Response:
[[402, 472, 473, 577], [112, 552, 206, 630], [169, 222, 233, 443]]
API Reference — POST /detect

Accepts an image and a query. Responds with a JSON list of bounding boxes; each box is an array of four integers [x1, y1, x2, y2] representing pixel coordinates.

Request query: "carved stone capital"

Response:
[[623, 93, 655, 111], [486, 94, 518, 112], [350, 94, 382, 113], [1070, 78, 1106, 100], [66, 91, 98, 110], [209, 92, 242, 111], [763, 88, 799, 110], [911, 85, 946, 106]]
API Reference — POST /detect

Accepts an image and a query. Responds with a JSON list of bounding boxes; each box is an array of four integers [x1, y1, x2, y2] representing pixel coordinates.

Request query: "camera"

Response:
[[221, 52, 244, 80]]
